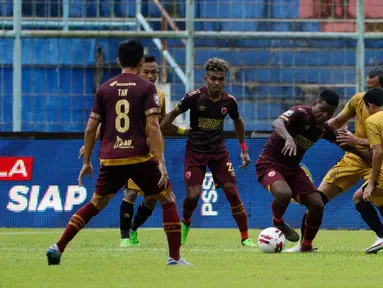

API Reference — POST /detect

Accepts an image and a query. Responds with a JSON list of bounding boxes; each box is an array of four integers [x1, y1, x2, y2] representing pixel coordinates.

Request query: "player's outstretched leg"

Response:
[[222, 183, 255, 247], [46, 199, 101, 265], [157, 193, 191, 266], [300, 192, 324, 252], [269, 180, 299, 242], [130, 198, 157, 246], [286, 191, 329, 252], [120, 189, 137, 247], [181, 186, 201, 246], [354, 187, 383, 253]]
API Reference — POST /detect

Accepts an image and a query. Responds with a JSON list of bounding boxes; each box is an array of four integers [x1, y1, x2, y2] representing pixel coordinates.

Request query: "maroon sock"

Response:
[[162, 202, 181, 260], [271, 200, 289, 225], [182, 195, 198, 226], [223, 186, 249, 240], [56, 202, 99, 252], [303, 209, 323, 247]]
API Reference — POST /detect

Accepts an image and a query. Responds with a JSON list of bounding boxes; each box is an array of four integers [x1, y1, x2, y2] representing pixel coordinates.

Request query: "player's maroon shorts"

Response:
[[255, 160, 316, 203], [184, 147, 236, 187], [95, 159, 171, 197]]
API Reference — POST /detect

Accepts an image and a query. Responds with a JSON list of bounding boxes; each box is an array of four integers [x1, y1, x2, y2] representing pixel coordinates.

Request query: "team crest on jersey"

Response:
[[283, 110, 294, 117], [186, 171, 191, 179], [153, 94, 160, 106], [221, 107, 227, 115], [268, 171, 276, 177]]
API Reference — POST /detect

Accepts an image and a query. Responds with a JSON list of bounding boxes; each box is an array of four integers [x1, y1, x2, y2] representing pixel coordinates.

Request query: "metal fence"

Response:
[[1, 0, 382, 132]]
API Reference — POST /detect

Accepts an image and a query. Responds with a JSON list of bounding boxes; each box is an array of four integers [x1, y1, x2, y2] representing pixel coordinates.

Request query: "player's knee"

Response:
[[353, 189, 364, 204], [318, 191, 329, 205], [186, 185, 202, 200], [273, 189, 292, 203], [90, 195, 111, 211], [124, 189, 138, 203], [143, 197, 157, 209]]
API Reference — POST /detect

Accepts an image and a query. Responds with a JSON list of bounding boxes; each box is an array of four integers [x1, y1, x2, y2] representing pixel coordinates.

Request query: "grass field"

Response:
[[0, 228, 382, 288]]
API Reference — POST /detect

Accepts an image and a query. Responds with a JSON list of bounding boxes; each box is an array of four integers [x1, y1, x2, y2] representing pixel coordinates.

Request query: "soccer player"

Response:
[[287, 66, 383, 252], [352, 88, 383, 254], [255, 90, 372, 252], [160, 57, 255, 247], [79, 55, 188, 247], [47, 40, 190, 266]]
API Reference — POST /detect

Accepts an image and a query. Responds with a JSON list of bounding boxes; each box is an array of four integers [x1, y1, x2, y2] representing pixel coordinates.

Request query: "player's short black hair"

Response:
[[118, 40, 144, 68], [363, 88, 383, 107], [367, 66, 383, 85], [143, 55, 156, 63], [205, 57, 229, 73], [317, 89, 339, 106]]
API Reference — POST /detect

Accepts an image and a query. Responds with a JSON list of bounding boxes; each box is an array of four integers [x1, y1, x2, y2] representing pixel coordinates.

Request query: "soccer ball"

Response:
[[257, 227, 286, 253]]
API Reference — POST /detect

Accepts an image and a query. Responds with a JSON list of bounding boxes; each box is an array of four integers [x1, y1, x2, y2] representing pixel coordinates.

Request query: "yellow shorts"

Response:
[[361, 182, 383, 207], [322, 152, 371, 199], [126, 179, 144, 196]]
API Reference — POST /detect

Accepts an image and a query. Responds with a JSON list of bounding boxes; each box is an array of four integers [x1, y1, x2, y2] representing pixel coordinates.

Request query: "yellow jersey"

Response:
[[365, 111, 383, 148], [341, 92, 370, 150]]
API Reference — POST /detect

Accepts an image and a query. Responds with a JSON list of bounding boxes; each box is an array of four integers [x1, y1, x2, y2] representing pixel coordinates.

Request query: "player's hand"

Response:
[[157, 161, 169, 188], [363, 183, 374, 202], [282, 137, 297, 156], [78, 163, 93, 186], [336, 126, 359, 146], [78, 145, 85, 159], [239, 151, 251, 169]]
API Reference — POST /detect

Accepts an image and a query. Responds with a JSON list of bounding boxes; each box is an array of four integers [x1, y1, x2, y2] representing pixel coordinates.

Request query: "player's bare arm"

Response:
[[327, 110, 350, 130], [160, 107, 183, 131], [233, 117, 251, 169], [78, 117, 99, 186], [272, 118, 297, 156], [146, 114, 169, 188], [336, 126, 370, 147], [365, 143, 383, 201], [78, 123, 102, 158]]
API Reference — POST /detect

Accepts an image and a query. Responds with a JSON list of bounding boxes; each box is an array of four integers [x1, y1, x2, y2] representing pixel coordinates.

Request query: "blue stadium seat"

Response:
[[272, 0, 299, 18], [236, 68, 356, 84], [0, 39, 13, 65], [198, 0, 264, 19], [0, 0, 13, 16]]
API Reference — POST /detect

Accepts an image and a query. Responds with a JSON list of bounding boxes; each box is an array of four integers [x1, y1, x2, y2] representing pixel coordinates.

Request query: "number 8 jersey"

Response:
[[90, 73, 161, 166]]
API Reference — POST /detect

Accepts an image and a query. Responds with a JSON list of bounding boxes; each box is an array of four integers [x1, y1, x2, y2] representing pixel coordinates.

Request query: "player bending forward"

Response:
[[161, 57, 255, 247], [47, 40, 190, 266], [287, 66, 383, 253], [256, 90, 370, 252], [353, 88, 383, 254], [79, 55, 188, 247]]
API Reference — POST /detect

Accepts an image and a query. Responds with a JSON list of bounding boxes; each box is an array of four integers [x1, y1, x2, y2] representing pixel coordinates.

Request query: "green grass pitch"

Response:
[[0, 228, 382, 288]]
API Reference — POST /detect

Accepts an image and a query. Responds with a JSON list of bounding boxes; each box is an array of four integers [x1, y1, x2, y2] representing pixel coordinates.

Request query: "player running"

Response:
[[256, 90, 371, 252], [287, 66, 383, 252], [161, 57, 255, 247], [47, 40, 190, 266], [79, 55, 188, 247], [353, 88, 383, 254]]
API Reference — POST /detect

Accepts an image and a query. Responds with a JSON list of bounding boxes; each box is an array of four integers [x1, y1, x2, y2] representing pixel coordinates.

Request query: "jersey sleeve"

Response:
[[366, 118, 382, 147], [144, 84, 162, 116], [177, 89, 200, 113], [158, 89, 166, 116], [341, 94, 359, 119], [228, 96, 240, 120], [278, 106, 304, 125], [90, 89, 104, 122]]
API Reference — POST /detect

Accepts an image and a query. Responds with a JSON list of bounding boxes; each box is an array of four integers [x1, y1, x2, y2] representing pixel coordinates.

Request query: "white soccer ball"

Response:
[[257, 227, 286, 253]]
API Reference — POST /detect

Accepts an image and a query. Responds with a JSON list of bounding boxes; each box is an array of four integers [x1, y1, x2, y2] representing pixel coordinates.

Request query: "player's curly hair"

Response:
[[204, 58, 229, 73]]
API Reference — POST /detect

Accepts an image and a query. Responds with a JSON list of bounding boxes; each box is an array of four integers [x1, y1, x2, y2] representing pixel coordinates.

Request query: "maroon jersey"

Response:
[[90, 73, 161, 166], [258, 106, 336, 173], [177, 86, 240, 153]]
